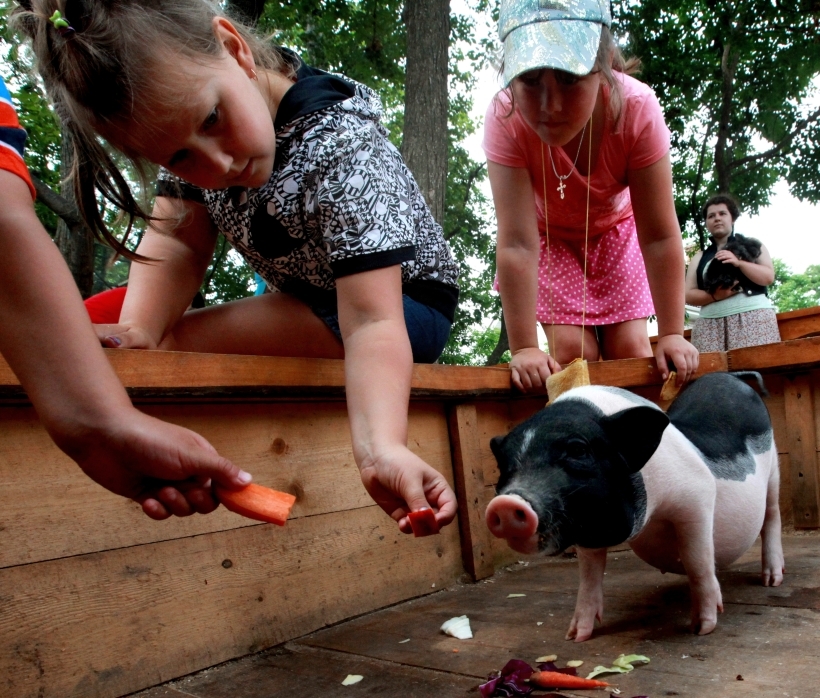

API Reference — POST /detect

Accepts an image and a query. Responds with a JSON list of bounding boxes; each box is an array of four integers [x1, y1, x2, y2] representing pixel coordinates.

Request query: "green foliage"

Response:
[[1, 9, 63, 233], [439, 4, 499, 364], [614, 1, 820, 244], [770, 258, 820, 312], [443, 321, 510, 365], [259, 0, 406, 142], [202, 237, 257, 303]]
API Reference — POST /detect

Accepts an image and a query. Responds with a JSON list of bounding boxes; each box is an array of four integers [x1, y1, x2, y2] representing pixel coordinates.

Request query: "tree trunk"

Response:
[[486, 311, 510, 366], [401, 0, 450, 224], [54, 134, 95, 298], [714, 37, 740, 193]]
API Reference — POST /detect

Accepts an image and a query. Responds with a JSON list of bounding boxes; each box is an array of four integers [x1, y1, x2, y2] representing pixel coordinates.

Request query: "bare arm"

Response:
[[337, 265, 457, 533], [100, 196, 219, 348], [629, 154, 699, 381], [488, 160, 560, 390], [0, 171, 250, 517], [685, 250, 715, 306]]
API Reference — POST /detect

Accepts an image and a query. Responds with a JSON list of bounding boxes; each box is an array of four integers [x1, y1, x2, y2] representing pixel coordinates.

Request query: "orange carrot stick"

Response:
[[215, 483, 296, 526], [529, 671, 610, 690]]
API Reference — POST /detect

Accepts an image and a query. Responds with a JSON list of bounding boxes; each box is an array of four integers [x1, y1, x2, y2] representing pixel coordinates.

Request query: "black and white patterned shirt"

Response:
[[157, 56, 459, 321]]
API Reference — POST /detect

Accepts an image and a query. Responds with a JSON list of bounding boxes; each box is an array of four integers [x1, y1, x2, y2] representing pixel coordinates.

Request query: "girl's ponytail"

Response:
[[11, 0, 290, 259]]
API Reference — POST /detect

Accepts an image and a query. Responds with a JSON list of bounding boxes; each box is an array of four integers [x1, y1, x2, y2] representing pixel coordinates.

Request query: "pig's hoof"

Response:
[[565, 613, 600, 642], [694, 618, 717, 635], [761, 556, 785, 587]]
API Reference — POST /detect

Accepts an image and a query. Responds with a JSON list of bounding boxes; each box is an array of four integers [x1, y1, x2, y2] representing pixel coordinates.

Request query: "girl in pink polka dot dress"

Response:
[[483, 0, 699, 391]]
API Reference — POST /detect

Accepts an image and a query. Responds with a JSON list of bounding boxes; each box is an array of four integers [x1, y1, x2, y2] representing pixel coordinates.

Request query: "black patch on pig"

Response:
[[667, 372, 773, 482], [491, 399, 668, 552]]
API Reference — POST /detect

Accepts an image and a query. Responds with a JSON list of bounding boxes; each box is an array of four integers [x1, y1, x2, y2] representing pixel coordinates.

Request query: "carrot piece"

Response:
[[215, 483, 296, 526], [529, 671, 610, 689], [408, 508, 440, 537]]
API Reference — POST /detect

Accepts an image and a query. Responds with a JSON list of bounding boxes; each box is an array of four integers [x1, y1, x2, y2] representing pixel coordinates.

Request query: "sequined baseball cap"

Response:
[[499, 0, 612, 85]]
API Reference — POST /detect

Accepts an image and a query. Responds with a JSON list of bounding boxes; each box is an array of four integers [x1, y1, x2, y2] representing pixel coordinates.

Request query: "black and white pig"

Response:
[[486, 373, 784, 642]]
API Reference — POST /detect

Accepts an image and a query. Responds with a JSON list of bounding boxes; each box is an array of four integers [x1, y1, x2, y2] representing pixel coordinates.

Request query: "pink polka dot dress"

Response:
[[536, 216, 654, 325], [483, 74, 669, 327]]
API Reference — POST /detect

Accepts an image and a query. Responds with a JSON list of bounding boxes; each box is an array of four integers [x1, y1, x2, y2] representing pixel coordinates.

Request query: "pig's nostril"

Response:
[[489, 512, 501, 528], [514, 509, 527, 521]]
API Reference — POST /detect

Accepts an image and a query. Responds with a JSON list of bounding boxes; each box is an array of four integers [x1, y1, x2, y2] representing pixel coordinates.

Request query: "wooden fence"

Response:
[[3, 308, 820, 698]]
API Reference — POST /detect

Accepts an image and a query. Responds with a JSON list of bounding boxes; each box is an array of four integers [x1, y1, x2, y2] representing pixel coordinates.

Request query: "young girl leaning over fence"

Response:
[[484, 0, 699, 391], [15, 0, 459, 533]]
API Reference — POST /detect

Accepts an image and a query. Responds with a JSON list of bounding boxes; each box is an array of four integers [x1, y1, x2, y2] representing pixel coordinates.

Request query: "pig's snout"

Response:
[[486, 494, 540, 554]]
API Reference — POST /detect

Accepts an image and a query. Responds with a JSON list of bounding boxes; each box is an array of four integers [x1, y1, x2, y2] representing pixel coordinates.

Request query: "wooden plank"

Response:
[[0, 350, 514, 401], [299, 537, 820, 698], [475, 401, 513, 488], [448, 404, 494, 581], [762, 374, 787, 453], [779, 453, 794, 528], [730, 336, 820, 373], [0, 505, 463, 698], [588, 349, 728, 388], [777, 305, 820, 341], [131, 644, 481, 698], [0, 401, 453, 569], [4, 338, 820, 404], [783, 374, 820, 528]]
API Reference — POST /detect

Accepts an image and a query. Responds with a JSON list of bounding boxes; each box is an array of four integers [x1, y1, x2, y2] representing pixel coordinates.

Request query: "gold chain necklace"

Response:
[[547, 122, 588, 200], [542, 114, 593, 359]]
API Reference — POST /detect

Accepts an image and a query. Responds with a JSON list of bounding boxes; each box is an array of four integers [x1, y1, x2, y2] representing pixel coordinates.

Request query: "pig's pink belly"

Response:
[[629, 520, 687, 575], [627, 474, 769, 575]]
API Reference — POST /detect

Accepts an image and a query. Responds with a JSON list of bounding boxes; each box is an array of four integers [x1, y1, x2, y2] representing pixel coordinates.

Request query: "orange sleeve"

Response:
[[0, 83, 37, 200]]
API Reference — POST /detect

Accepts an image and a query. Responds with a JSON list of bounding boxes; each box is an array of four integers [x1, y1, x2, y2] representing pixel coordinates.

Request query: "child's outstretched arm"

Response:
[[336, 265, 457, 533], [0, 171, 251, 518], [489, 161, 561, 390], [629, 153, 699, 384], [97, 197, 219, 350]]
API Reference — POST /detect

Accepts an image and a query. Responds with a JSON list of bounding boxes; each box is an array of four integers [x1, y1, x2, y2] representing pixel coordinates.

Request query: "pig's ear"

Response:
[[490, 435, 506, 462], [600, 406, 670, 474]]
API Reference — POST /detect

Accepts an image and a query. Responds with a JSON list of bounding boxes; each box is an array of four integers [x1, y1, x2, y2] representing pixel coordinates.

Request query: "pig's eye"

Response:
[[564, 440, 589, 459]]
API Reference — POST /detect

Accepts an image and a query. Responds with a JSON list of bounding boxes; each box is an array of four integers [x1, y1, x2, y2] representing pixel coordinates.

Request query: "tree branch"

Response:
[[729, 105, 820, 172], [485, 310, 509, 366], [30, 174, 84, 228], [690, 118, 715, 249], [444, 162, 486, 241]]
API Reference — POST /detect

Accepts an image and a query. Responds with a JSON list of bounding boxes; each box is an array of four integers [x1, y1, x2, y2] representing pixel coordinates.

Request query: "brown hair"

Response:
[[702, 193, 741, 223], [12, 0, 291, 258], [496, 26, 642, 124]]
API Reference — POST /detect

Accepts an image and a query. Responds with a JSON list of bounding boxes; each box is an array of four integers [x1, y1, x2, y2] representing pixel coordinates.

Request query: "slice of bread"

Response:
[[546, 357, 591, 404]]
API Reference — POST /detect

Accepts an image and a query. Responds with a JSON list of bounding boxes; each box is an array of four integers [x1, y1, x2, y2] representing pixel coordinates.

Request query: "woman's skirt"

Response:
[[691, 308, 781, 353]]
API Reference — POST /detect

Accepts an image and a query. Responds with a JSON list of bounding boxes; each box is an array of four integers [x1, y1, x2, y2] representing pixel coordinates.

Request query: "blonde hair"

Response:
[[497, 26, 642, 123], [13, 0, 291, 257]]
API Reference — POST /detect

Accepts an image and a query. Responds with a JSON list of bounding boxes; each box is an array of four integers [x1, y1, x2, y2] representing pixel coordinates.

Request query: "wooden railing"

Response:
[[3, 337, 820, 698], [650, 304, 820, 345]]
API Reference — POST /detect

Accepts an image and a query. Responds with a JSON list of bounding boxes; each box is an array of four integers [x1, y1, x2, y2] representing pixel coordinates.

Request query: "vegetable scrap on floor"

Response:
[[479, 656, 652, 697]]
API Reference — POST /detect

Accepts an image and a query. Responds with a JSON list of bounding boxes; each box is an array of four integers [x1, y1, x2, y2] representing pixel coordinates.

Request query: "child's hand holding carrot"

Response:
[[63, 406, 253, 519], [358, 444, 457, 534]]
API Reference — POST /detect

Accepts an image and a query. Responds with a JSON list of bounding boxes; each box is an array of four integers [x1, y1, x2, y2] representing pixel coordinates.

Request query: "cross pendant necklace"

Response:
[[548, 122, 588, 200]]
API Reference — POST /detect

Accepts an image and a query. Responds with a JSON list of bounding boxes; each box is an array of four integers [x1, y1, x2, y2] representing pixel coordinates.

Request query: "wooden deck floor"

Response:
[[133, 535, 820, 698]]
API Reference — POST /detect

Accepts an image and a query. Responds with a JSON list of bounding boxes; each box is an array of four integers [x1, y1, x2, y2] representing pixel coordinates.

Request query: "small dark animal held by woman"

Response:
[[703, 234, 762, 295]]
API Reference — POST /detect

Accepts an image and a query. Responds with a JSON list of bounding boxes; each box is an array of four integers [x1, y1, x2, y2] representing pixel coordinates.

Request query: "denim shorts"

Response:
[[313, 295, 452, 364]]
